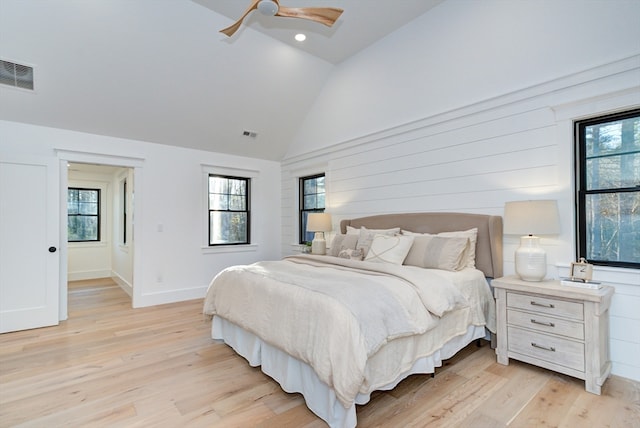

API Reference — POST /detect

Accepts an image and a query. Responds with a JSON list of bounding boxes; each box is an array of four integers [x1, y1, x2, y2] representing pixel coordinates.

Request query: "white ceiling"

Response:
[[0, 0, 443, 161], [193, 0, 444, 64]]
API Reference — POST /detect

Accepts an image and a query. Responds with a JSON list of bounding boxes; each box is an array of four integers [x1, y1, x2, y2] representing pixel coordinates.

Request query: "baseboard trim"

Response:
[[134, 286, 207, 308], [67, 270, 111, 282], [111, 271, 133, 297]]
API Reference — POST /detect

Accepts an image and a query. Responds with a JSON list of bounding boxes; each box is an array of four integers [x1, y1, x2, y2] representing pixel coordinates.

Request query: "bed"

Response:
[[203, 212, 503, 427]]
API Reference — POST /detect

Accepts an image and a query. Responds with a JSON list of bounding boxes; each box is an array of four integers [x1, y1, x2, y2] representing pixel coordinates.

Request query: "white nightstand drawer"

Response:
[[508, 327, 585, 372], [507, 292, 584, 321], [507, 309, 585, 340]]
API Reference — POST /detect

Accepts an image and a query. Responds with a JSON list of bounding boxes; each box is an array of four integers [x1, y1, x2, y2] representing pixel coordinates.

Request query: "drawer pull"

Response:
[[531, 342, 556, 352], [530, 319, 555, 327], [530, 300, 554, 309]]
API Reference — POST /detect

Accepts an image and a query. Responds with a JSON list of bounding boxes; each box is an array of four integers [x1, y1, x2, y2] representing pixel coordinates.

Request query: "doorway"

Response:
[[66, 163, 134, 311], [57, 150, 143, 321]]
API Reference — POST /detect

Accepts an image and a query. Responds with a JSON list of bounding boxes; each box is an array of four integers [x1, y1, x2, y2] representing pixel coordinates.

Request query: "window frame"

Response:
[[67, 187, 101, 242], [575, 108, 640, 269], [121, 178, 127, 245], [299, 173, 325, 244], [208, 174, 251, 246]]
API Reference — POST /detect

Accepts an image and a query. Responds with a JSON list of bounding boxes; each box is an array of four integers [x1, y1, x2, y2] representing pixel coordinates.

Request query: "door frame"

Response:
[[56, 150, 144, 319]]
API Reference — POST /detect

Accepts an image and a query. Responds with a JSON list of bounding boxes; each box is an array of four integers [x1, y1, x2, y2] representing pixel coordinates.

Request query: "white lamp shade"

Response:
[[504, 200, 560, 282], [306, 213, 332, 232], [504, 200, 561, 235]]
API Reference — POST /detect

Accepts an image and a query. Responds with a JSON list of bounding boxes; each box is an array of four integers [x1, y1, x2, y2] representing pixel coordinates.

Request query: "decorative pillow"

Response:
[[364, 234, 414, 265], [350, 248, 364, 260], [328, 234, 359, 257], [356, 227, 400, 257], [402, 228, 478, 268], [403, 235, 470, 271], [338, 248, 364, 260]]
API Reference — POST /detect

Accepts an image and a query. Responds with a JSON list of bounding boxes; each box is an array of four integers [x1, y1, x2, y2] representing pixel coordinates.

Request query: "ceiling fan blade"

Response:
[[275, 6, 344, 27], [219, 0, 262, 37]]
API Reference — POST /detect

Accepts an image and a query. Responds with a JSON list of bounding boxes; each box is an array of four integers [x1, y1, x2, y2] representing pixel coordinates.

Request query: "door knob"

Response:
[[48, 246, 57, 253]]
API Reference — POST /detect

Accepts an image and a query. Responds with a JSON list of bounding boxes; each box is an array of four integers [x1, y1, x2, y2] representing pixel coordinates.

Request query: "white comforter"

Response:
[[203, 255, 495, 408]]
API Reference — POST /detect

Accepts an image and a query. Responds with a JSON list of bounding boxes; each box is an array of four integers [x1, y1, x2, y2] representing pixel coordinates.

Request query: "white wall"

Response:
[[111, 167, 135, 295], [287, 0, 640, 157], [0, 120, 282, 310], [281, 1, 640, 382]]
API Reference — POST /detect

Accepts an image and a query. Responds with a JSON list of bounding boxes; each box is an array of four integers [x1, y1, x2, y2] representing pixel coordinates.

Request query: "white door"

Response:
[[0, 155, 59, 333]]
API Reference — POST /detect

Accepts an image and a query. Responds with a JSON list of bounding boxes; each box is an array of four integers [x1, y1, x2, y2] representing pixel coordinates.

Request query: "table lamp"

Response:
[[504, 200, 561, 281], [306, 213, 332, 255]]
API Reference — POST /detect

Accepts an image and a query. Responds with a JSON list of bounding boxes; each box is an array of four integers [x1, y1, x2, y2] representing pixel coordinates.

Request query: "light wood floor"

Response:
[[1, 279, 638, 427]]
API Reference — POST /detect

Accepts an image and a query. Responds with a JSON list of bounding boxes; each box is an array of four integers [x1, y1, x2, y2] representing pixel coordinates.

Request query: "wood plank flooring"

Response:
[[1, 278, 638, 427]]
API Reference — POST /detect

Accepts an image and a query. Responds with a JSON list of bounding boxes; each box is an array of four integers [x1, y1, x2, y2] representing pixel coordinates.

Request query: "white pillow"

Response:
[[403, 235, 470, 271], [402, 228, 478, 268], [356, 227, 400, 257], [364, 234, 414, 265], [346, 225, 360, 235], [438, 228, 478, 268]]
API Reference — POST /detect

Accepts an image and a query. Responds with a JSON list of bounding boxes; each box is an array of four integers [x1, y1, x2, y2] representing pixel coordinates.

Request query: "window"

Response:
[[575, 109, 640, 268], [208, 175, 250, 245], [300, 174, 325, 244], [68, 188, 100, 242]]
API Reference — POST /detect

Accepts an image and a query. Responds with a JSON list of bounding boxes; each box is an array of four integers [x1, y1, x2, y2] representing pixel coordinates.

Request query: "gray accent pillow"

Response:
[[328, 234, 359, 257], [403, 235, 470, 271], [402, 228, 477, 268]]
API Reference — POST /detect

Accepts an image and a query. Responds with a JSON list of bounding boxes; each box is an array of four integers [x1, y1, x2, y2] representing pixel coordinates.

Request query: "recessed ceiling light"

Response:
[[294, 33, 306, 42]]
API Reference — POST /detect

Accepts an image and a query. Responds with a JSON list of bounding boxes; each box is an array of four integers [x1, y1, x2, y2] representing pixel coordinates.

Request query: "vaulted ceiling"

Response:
[[0, 0, 442, 161], [194, 0, 443, 64]]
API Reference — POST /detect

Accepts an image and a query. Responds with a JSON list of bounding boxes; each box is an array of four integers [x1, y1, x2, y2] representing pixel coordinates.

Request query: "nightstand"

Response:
[[493, 275, 614, 395]]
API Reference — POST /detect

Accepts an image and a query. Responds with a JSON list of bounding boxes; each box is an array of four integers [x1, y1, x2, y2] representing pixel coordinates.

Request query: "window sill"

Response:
[[201, 244, 258, 254]]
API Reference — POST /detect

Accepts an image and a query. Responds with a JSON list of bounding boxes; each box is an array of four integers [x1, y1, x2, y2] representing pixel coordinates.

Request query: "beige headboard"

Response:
[[340, 212, 503, 279]]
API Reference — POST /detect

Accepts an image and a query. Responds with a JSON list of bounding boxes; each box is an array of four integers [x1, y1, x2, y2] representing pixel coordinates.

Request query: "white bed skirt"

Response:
[[211, 316, 486, 428]]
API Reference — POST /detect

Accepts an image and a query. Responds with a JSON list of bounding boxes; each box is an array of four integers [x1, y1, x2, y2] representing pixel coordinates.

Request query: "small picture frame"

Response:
[[570, 257, 593, 282]]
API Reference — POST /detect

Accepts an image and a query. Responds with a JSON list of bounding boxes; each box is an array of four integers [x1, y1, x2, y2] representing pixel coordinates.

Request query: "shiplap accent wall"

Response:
[[328, 107, 557, 215], [280, 104, 560, 252], [281, 56, 640, 381]]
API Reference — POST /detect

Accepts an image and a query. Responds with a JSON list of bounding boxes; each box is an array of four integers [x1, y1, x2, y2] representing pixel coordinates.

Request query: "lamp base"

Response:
[[311, 232, 326, 255], [515, 235, 547, 282]]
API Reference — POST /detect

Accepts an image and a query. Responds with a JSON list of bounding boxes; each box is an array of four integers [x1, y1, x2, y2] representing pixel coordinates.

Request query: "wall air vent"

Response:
[[0, 60, 34, 90]]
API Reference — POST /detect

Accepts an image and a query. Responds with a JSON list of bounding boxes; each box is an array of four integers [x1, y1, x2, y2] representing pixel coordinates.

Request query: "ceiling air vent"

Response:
[[0, 60, 34, 90]]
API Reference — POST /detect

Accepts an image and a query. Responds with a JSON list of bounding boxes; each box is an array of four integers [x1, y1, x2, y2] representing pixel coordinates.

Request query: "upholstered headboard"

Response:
[[340, 212, 503, 279]]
